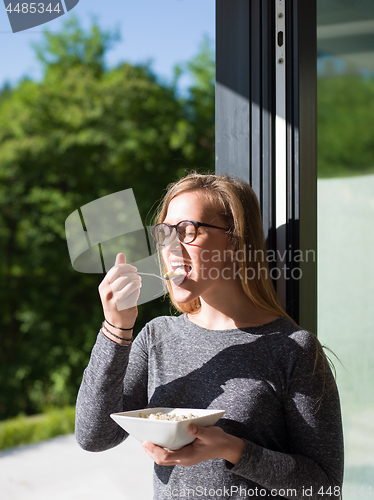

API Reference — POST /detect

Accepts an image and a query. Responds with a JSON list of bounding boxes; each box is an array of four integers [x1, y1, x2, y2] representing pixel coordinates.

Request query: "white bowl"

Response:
[[110, 407, 225, 450]]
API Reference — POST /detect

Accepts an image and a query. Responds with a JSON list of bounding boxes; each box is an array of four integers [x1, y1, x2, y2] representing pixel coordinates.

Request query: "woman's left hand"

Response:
[[141, 425, 245, 467]]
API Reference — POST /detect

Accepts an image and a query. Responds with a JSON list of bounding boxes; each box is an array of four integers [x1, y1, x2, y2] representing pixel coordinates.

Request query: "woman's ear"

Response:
[[228, 233, 239, 251], [225, 233, 239, 262]]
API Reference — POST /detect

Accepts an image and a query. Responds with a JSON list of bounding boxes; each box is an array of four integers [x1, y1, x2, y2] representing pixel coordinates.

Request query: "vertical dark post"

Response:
[[215, 1, 251, 184], [215, 0, 317, 333], [215, 0, 275, 240], [285, 0, 317, 332]]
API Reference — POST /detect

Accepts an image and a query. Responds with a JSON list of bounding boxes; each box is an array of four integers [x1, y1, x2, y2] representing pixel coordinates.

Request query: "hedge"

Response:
[[0, 406, 75, 451]]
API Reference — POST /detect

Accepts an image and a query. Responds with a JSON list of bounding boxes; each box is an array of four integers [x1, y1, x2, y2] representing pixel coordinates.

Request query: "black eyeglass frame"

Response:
[[152, 220, 228, 246]]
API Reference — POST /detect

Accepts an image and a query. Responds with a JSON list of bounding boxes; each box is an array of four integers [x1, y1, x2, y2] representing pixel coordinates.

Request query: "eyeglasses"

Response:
[[152, 220, 228, 246]]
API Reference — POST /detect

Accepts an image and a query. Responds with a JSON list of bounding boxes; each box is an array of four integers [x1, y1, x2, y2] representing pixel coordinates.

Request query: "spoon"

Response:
[[137, 272, 184, 282]]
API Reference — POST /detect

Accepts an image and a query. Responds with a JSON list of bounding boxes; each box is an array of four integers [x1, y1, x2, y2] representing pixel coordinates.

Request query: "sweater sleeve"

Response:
[[75, 329, 149, 452], [228, 332, 344, 500]]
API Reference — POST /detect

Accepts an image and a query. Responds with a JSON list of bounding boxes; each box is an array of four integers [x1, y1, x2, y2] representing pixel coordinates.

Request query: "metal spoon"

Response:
[[137, 272, 183, 281]]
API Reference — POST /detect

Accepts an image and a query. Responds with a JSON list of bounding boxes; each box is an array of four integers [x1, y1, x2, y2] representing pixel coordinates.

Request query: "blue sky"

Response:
[[0, 0, 215, 90]]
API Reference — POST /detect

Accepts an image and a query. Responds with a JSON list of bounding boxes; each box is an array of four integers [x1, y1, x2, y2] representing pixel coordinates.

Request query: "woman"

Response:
[[76, 173, 344, 499]]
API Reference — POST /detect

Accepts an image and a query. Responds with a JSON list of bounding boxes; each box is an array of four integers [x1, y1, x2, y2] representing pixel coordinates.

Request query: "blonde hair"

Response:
[[154, 172, 291, 320]]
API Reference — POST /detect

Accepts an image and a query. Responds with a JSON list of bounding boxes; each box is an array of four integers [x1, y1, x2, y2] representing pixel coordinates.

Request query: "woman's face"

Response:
[[161, 190, 236, 304]]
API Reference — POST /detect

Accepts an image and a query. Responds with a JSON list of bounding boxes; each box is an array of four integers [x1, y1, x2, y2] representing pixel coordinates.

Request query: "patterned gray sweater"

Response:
[[75, 315, 344, 499]]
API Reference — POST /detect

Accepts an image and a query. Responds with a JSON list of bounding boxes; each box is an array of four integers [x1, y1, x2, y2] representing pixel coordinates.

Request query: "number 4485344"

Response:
[[6, 3, 61, 14]]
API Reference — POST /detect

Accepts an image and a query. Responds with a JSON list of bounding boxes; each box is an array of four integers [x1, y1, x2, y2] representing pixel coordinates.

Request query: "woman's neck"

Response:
[[187, 285, 280, 330]]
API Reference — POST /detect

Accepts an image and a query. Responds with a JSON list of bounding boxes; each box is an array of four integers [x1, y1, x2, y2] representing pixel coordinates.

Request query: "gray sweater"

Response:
[[75, 315, 344, 499]]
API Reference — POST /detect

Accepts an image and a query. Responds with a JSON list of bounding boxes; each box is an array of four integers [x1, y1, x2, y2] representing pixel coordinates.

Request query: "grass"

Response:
[[0, 406, 75, 452]]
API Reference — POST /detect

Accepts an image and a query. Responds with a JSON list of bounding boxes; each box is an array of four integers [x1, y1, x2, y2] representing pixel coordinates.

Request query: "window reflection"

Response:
[[317, 1, 374, 489]]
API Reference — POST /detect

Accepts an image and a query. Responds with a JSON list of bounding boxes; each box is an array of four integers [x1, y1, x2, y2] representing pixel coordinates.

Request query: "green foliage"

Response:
[[318, 75, 374, 177], [0, 406, 75, 451], [33, 15, 119, 77], [0, 18, 215, 420], [174, 36, 215, 166], [0, 82, 12, 106]]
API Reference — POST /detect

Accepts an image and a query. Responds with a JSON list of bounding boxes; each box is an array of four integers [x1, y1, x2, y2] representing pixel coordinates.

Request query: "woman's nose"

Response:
[[163, 231, 185, 257], [163, 228, 177, 247]]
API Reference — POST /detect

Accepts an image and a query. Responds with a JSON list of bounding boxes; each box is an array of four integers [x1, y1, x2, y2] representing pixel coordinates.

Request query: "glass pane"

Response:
[[317, 1, 374, 490]]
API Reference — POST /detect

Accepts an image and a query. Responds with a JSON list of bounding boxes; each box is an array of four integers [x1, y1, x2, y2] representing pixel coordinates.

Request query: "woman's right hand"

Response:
[[98, 253, 141, 332]]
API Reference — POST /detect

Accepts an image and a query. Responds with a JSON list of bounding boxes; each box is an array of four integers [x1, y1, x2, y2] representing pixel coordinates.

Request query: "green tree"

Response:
[[0, 18, 215, 419], [33, 16, 118, 77], [173, 35, 215, 167], [0, 82, 12, 106]]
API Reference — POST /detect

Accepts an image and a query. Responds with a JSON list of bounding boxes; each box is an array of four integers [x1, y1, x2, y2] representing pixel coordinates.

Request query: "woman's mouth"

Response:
[[165, 261, 193, 284]]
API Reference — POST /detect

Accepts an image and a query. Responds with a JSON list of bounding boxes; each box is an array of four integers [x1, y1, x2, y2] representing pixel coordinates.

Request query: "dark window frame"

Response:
[[215, 0, 317, 332]]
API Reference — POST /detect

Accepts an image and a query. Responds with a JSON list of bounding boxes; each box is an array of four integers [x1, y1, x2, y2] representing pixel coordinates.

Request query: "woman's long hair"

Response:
[[153, 172, 291, 320]]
